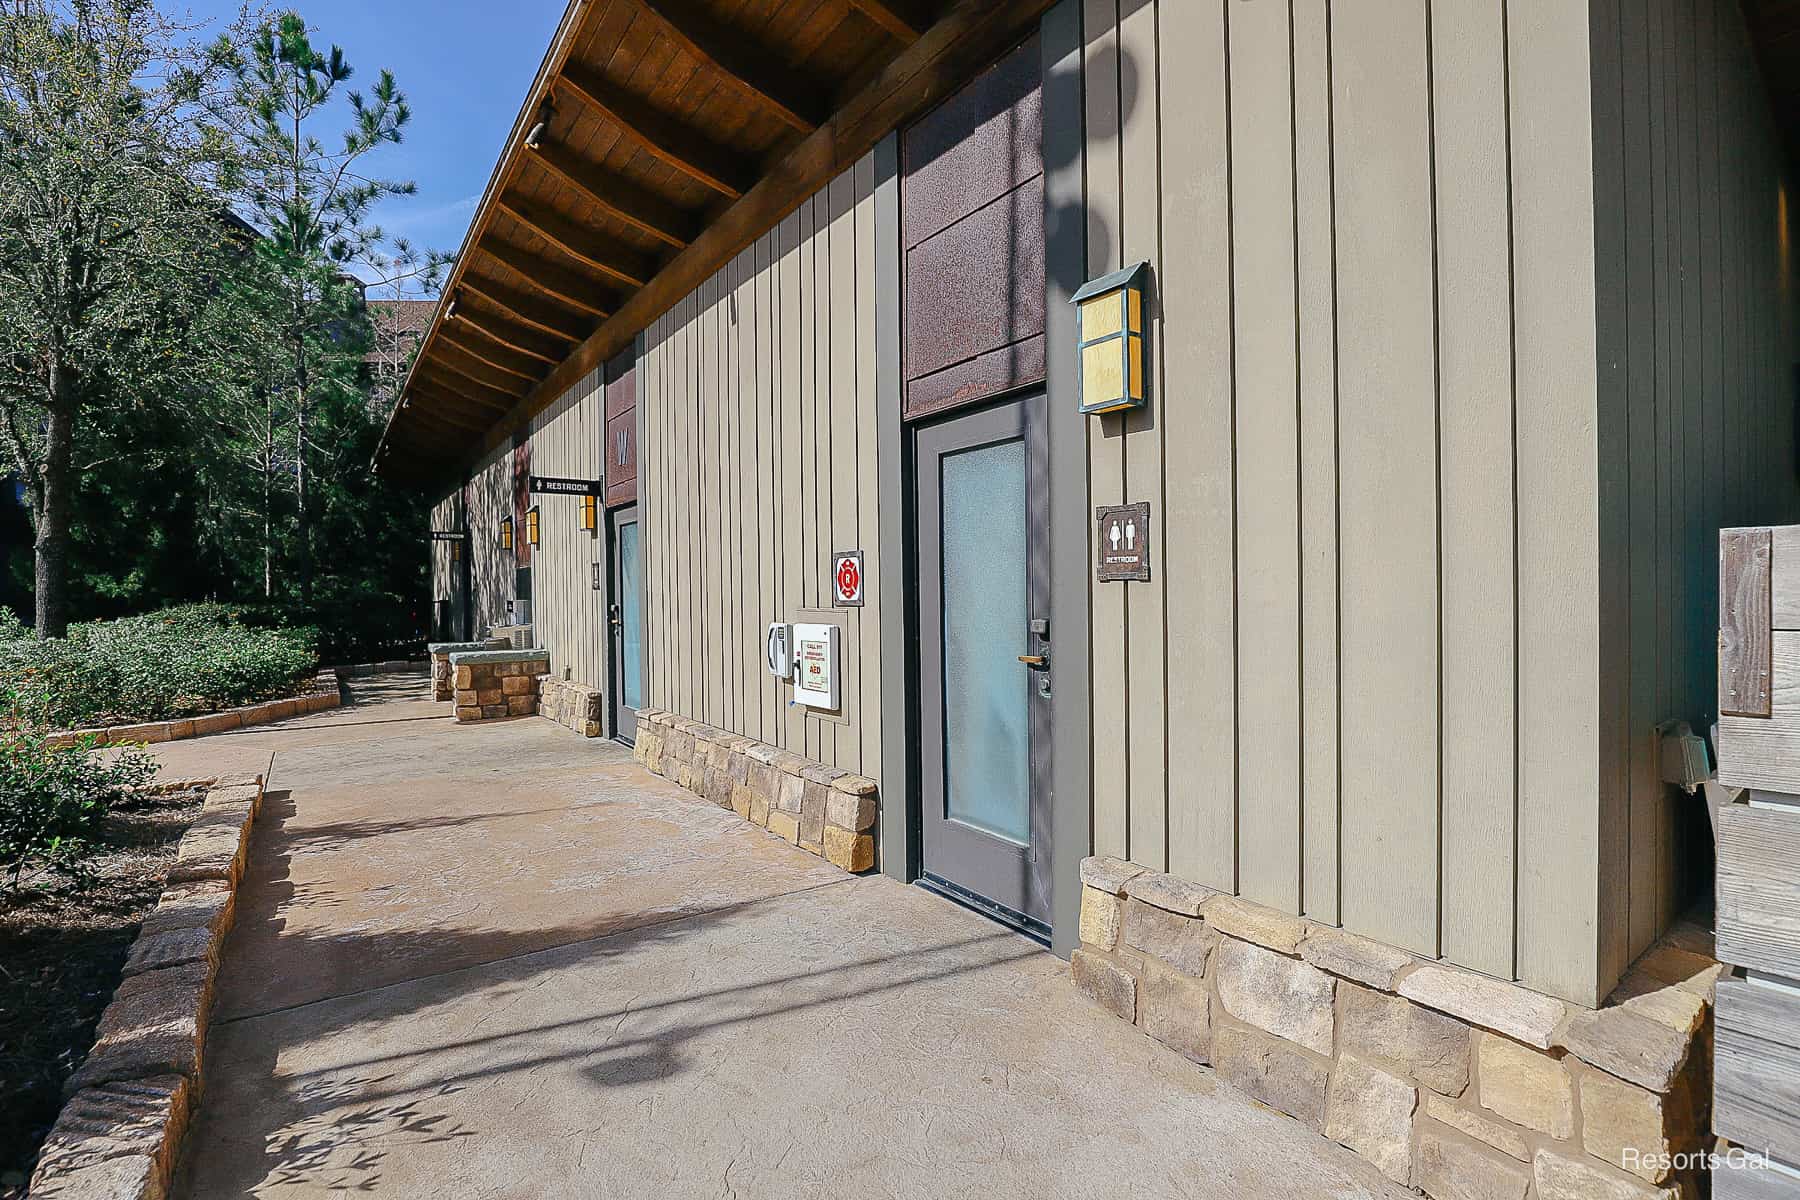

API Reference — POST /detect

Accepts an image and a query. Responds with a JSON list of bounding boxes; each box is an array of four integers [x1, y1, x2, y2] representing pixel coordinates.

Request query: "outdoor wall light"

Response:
[[580, 493, 597, 533], [525, 97, 555, 150], [1071, 261, 1150, 415], [445, 288, 461, 321], [500, 516, 513, 550], [526, 506, 540, 547], [451, 538, 463, 563]]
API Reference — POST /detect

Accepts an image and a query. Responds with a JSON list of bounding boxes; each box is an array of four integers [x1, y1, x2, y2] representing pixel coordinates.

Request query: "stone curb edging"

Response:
[[42, 673, 343, 750], [632, 710, 877, 873], [1073, 857, 1721, 1199], [26, 772, 267, 1199]]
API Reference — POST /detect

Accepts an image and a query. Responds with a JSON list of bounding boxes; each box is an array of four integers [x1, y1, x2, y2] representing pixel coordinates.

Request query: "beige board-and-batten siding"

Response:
[[525, 366, 608, 691], [465, 440, 515, 637], [1081, 0, 1607, 1003], [639, 154, 885, 780], [1591, 0, 1800, 992], [429, 490, 466, 639]]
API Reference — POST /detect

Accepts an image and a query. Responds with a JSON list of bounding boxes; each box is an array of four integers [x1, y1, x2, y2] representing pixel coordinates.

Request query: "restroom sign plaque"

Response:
[[1096, 502, 1152, 582]]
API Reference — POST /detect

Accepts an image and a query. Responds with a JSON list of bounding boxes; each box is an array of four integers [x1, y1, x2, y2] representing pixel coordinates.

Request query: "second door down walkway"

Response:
[[155, 674, 1408, 1198]]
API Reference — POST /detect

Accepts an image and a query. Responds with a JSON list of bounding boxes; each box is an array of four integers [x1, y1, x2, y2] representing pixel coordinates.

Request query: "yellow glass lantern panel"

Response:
[[500, 517, 513, 550], [1082, 340, 1126, 410], [580, 494, 597, 532], [527, 507, 540, 547], [1079, 290, 1124, 341]]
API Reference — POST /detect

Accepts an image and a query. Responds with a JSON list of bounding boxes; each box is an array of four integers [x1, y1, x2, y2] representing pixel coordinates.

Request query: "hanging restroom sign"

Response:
[[529, 475, 603, 497], [832, 550, 864, 608], [1096, 502, 1152, 582]]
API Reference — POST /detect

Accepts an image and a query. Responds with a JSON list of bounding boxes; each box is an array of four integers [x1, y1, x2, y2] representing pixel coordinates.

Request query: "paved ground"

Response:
[[151, 672, 1408, 1199]]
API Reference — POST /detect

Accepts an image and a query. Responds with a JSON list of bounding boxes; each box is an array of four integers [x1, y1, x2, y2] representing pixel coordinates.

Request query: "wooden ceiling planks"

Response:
[[381, 0, 1063, 479], [1745, 0, 1800, 151]]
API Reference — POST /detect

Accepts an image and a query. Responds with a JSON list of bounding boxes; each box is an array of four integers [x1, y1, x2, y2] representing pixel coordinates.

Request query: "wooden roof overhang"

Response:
[[1746, 0, 1800, 160], [378, 0, 1058, 488]]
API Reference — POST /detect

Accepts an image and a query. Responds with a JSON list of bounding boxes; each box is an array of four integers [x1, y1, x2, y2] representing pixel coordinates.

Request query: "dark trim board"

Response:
[[1042, 0, 1090, 959], [875, 132, 919, 885]]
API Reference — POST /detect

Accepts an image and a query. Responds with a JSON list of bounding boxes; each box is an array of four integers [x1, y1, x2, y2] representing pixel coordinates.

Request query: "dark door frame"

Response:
[[873, 2, 1091, 957], [607, 502, 643, 744]]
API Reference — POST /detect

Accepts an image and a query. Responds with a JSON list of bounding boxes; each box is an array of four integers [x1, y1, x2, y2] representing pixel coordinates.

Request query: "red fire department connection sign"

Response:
[[833, 550, 864, 608]]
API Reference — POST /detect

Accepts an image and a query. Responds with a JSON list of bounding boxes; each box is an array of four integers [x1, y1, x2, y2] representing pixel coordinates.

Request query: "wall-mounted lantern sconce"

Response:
[[1071, 261, 1150, 415], [580, 493, 598, 534], [451, 538, 463, 563], [526, 506, 541, 548], [500, 516, 514, 551]]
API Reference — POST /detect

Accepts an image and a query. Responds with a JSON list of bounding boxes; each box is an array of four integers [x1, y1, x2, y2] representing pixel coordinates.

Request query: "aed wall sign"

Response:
[[832, 550, 864, 608], [1096, 502, 1152, 582]]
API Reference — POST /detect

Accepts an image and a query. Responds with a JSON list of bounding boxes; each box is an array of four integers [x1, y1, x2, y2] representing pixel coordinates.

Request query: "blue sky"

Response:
[[179, 1, 566, 295]]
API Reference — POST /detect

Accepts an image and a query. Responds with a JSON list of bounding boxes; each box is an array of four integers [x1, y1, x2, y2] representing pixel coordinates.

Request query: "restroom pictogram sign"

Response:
[[1096, 503, 1152, 582], [832, 550, 865, 607]]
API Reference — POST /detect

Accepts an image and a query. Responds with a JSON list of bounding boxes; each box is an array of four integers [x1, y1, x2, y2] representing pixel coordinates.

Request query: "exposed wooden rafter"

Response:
[[845, 0, 929, 43], [415, 363, 519, 412], [476, 243, 615, 318], [632, 0, 826, 133], [527, 142, 696, 249], [558, 63, 755, 200], [444, 309, 565, 368], [460, 275, 588, 342], [497, 196, 655, 290], [410, 378, 510, 423], [433, 336, 537, 390], [401, 399, 490, 435]]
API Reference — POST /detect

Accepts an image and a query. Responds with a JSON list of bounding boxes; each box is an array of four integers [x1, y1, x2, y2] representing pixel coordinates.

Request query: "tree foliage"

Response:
[[0, 2, 445, 659]]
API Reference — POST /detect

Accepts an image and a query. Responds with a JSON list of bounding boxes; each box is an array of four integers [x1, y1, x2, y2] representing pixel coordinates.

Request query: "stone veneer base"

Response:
[[632, 710, 877, 873], [27, 773, 267, 1199], [537, 677, 604, 737], [448, 650, 550, 723], [428, 640, 510, 701], [42, 671, 343, 749], [1073, 856, 1719, 1200]]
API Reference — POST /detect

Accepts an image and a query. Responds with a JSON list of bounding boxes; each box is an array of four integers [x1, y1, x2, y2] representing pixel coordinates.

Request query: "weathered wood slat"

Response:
[[1713, 1160, 1800, 1200], [445, 310, 566, 368], [1715, 977, 1800, 1164], [459, 276, 588, 342], [1773, 525, 1800, 630], [631, 0, 826, 133], [496, 197, 656, 290], [1716, 802, 1800, 977], [528, 142, 697, 249], [1720, 527, 1773, 717], [476, 243, 615, 317], [844, 0, 928, 43], [1720, 632, 1800, 791], [558, 64, 754, 200]]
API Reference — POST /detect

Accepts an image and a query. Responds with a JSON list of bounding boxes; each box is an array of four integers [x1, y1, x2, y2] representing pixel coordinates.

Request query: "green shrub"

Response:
[[0, 603, 318, 730], [0, 707, 159, 891]]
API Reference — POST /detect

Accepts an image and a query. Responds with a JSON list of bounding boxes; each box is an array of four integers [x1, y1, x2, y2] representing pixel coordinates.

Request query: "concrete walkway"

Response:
[[150, 673, 1408, 1199]]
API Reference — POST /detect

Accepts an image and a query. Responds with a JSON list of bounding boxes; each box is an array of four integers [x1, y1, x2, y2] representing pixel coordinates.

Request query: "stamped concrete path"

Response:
[[145, 671, 1408, 1199]]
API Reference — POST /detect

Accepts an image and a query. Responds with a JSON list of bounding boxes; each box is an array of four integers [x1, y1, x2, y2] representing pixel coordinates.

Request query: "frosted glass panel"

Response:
[[619, 522, 643, 711], [940, 438, 1029, 844]]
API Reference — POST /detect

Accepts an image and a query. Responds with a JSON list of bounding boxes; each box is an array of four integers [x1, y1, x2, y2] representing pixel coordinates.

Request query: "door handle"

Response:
[[1017, 654, 1048, 667]]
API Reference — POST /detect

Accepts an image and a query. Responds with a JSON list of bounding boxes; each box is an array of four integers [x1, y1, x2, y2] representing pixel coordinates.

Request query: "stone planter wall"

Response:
[[428, 640, 510, 701], [632, 710, 876, 873], [538, 677, 604, 737], [43, 671, 341, 749], [448, 650, 549, 722], [27, 772, 266, 1200], [1074, 857, 1720, 1200]]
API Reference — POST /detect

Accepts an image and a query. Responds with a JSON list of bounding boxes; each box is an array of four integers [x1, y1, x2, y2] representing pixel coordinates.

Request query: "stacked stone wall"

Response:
[[632, 710, 876, 873], [1074, 856, 1720, 1199], [448, 650, 549, 722], [428, 640, 509, 701], [537, 677, 604, 737]]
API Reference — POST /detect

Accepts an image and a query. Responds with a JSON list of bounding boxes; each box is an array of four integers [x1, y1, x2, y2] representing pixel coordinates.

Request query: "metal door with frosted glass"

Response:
[[915, 393, 1051, 929], [609, 505, 643, 743]]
